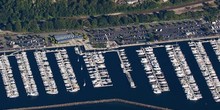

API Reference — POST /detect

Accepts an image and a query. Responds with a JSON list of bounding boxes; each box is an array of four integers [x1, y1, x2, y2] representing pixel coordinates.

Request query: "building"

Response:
[[32, 0, 57, 4], [127, 0, 139, 4], [162, 0, 168, 2], [53, 34, 83, 43], [113, 0, 139, 5]]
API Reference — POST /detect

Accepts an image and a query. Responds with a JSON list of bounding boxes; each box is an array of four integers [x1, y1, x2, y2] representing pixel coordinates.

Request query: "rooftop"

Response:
[[53, 34, 83, 43]]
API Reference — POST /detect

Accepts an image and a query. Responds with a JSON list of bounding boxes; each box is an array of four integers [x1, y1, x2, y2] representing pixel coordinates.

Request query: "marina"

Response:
[[136, 47, 169, 94], [0, 55, 19, 98], [15, 52, 39, 96], [34, 50, 58, 94], [1, 39, 220, 109], [55, 48, 80, 92], [165, 44, 202, 101], [83, 51, 113, 88], [189, 41, 220, 102], [117, 49, 136, 88]]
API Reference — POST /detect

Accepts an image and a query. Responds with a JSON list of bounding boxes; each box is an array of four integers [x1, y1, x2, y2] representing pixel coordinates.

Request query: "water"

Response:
[[1, 41, 220, 110]]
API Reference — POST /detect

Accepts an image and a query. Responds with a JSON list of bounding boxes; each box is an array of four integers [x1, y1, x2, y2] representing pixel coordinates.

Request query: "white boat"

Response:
[[83, 80, 86, 87]]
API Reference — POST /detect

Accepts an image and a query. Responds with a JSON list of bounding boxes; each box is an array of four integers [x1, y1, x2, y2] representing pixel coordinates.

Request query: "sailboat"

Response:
[[77, 57, 80, 62], [81, 65, 83, 70], [83, 79, 86, 87]]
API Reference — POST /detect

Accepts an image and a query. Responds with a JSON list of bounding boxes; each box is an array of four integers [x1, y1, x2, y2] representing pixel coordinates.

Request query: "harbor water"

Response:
[[0, 41, 220, 110]]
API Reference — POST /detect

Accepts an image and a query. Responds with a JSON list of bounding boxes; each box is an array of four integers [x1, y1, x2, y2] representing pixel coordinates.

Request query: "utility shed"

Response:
[[53, 34, 83, 43]]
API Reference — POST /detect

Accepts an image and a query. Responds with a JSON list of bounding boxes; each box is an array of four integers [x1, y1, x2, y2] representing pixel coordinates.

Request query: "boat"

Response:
[[83, 79, 86, 87], [83, 51, 113, 88]]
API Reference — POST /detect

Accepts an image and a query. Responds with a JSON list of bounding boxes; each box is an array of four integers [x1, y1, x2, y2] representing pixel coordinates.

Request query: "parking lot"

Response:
[[5, 35, 50, 49], [86, 19, 220, 46], [1, 19, 220, 51]]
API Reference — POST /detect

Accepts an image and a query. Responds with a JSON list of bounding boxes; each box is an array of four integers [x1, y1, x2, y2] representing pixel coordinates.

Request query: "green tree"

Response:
[[74, 20, 81, 29], [40, 22, 49, 31], [120, 16, 129, 25], [97, 16, 108, 26], [5, 22, 13, 31], [54, 19, 66, 29], [83, 19, 91, 27], [47, 21, 54, 30], [13, 21, 22, 32], [107, 16, 120, 26], [28, 20, 40, 32], [90, 18, 98, 27]]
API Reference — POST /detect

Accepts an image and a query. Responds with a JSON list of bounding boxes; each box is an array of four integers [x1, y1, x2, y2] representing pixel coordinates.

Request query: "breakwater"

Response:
[[9, 98, 171, 110]]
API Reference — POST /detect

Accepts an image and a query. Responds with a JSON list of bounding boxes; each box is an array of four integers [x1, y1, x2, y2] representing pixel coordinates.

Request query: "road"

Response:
[[132, 0, 214, 14], [61, 0, 214, 20]]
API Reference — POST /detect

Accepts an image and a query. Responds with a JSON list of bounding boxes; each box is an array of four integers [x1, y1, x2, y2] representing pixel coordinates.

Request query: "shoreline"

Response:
[[8, 98, 171, 110], [119, 35, 220, 48], [0, 35, 219, 54]]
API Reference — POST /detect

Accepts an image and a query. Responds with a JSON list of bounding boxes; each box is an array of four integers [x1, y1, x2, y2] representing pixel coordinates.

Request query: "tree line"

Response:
[[0, 0, 218, 32]]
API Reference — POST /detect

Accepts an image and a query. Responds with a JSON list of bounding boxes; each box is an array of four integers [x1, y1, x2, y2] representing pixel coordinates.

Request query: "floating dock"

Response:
[[166, 44, 202, 101], [15, 52, 39, 96], [117, 49, 136, 88], [0, 55, 19, 98], [136, 47, 169, 94], [34, 51, 58, 94], [55, 49, 80, 92], [83, 51, 113, 88], [189, 41, 220, 102], [210, 39, 220, 62]]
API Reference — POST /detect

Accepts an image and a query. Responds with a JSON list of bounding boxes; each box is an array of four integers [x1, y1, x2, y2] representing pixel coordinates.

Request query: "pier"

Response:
[[137, 47, 169, 94], [45, 49, 59, 53], [165, 44, 202, 101], [15, 52, 39, 96], [0, 55, 19, 98], [83, 51, 113, 88], [210, 39, 220, 62], [189, 41, 220, 102], [9, 98, 172, 110], [55, 49, 80, 92], [117, 49, 136, 88], [34, 51, 58, 94]]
